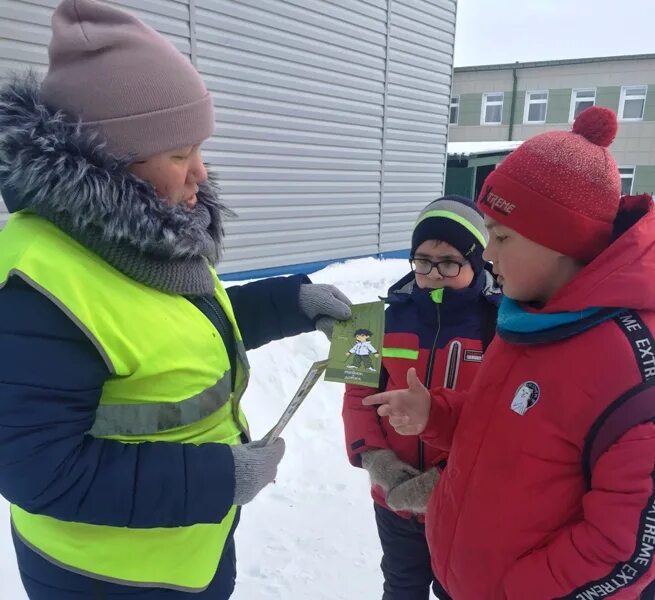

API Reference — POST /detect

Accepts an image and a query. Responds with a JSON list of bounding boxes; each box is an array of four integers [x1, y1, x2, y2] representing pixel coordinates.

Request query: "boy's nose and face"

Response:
[[413, 240, 475, 291], [483, 217, 583, 305]]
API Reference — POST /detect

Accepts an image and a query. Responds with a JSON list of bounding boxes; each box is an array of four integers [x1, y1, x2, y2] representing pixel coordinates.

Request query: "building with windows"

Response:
[[448, 54, 655, 198], [0, 0, 456, 278]]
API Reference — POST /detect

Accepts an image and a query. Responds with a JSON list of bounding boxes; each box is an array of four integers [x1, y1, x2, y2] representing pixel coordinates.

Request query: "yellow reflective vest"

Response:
[[0, 212, 250, 592]]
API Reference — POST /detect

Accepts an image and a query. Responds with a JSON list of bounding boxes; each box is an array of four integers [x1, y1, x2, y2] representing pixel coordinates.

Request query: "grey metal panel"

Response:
[[0, 0, 455, 269], [11, 0, 58, 8], [379, 0, 456, 253], [107, 0, 189, 20], [221, 241, 377, 273], [389, 50, 453, 78], [197, 28, 383, 77], [196, 1, 384, 57], [0, 0, 191, 84], [208, 94, 382, 130], [269, 0, 388, 34], [223, 191, 380, 208], [311, 0, 387, 19], [0, 39, 48, 69], [206, 72, 382, 108], [389, 71, 451, 95], [197, 0, 388, 272], [206, 128, 382, 151], [0, 18, 51, 46], [200, 0, 386, 46], [228, 222, 379, 247], [229, 211, 375, 229], [199, 43, 383, 90], [388, 25, 453, 58], [204, 152, 381, 171], [2, 1, 52, 26], [387, 117, 448, 134], [393, 0, 456, 35], [385, 127, 447, 144]]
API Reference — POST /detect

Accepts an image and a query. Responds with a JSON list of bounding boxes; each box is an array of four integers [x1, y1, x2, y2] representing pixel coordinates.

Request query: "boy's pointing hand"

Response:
[[363, 368, 431, 435]]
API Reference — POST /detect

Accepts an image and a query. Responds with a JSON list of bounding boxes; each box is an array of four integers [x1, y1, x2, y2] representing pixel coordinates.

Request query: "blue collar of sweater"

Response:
[[497, 297, 622, 344]]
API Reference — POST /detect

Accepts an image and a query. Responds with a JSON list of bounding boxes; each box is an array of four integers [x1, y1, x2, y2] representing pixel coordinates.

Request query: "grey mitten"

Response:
[[360, 449, 420, 492], [386, 467, 440, 514], [298, 283, 352, 339], [230, 438, 285, 505]]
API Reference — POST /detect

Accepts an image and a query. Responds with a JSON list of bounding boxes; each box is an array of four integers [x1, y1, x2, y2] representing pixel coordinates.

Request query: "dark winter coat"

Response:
[[342, 268, 500, 517]]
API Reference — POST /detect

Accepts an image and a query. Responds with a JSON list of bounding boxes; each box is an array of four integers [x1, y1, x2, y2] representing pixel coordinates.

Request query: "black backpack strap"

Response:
[[582, 310, 655, 489], [640, 579, 655, 599]]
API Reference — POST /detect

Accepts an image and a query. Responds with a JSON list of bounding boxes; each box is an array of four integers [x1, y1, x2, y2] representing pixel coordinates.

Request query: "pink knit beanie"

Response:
[[40, 0, 215, 161]]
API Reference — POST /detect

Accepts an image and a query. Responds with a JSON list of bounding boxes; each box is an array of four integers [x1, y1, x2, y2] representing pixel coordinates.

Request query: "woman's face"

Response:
[[129, 145, 208, 209]]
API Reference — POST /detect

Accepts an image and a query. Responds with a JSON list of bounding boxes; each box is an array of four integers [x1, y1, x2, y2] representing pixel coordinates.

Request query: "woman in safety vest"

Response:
[[0, 1, 351, 598]]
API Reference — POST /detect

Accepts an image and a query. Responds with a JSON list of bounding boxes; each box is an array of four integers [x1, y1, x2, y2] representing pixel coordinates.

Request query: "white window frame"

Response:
[[569, 88, 596, 122], [450, 95, 460, 125], [481, 92, 504, 125], [523, 90, 548, 124], [619, 85, 648, 121], [619, 166, 635, 195]]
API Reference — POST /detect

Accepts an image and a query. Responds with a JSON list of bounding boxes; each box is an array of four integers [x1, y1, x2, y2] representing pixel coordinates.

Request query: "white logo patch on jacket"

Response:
[[510, 381, 540, 416]]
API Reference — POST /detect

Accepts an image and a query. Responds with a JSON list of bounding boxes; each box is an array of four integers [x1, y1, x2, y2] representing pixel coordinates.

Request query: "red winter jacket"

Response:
[[423, 196, 655, 599], [342, 269, 500, 516]]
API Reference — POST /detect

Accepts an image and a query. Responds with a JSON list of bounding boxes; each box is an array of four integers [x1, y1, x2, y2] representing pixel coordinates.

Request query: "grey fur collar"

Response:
[[0, 75, 228, 264]]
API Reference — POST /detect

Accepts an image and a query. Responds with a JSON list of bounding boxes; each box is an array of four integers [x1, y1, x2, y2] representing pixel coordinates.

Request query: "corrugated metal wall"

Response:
[[0, 0, 456, 272], [382, 0, 454, 252], [200, 0, 388, 270]]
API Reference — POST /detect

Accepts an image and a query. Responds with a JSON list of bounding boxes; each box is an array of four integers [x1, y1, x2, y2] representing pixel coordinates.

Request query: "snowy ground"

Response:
[[0, 257, 417, 600]]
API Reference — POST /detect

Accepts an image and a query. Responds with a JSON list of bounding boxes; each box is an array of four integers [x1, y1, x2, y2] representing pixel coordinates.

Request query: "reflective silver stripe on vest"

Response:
[[236, 340, 250, 369], [90, 372, 233, 437], [3, 269, 115, 374], [11, 521, 212, 593]]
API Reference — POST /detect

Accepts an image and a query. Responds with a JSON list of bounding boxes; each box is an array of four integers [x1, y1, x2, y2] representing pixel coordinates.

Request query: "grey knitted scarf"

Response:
[[47, 194, 223, 296]]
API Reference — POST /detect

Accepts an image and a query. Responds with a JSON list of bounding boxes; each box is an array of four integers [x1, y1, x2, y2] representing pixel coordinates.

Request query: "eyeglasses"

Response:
[[409, 257, 468, 278]]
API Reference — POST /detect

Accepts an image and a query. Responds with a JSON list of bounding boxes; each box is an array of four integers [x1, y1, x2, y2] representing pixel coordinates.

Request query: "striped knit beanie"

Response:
[[411, 195, 489, 275]]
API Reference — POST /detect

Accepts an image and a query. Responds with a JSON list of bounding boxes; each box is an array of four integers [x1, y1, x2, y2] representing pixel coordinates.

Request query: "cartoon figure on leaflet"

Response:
[[346, 329, 380, 372]]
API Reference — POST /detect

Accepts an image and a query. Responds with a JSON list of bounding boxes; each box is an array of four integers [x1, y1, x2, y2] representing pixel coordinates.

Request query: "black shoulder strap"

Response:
[[582, 310, 655, 488]]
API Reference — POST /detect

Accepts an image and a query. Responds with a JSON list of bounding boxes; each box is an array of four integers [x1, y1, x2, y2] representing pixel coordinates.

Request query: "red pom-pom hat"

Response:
[[477, 106, 622, 262]]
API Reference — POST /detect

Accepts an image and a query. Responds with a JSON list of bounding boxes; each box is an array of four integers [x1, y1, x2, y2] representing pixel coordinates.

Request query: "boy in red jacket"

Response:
[[365, 106, 655, 599], [343, 196, 500, 600]]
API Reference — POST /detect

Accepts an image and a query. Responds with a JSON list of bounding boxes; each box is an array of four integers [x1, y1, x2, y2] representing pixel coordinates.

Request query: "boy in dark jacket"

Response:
[[342, 196, 500, 600]]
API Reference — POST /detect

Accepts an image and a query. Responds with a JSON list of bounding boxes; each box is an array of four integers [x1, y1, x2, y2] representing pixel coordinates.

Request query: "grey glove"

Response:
[[360, 449, 420, 492], [230, 438, 285, 505], [298, 283, 352, 339], [386, 467, 440, 514]]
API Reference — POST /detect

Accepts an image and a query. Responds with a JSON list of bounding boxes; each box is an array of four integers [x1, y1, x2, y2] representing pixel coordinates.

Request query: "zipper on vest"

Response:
[[419, 301, 442, 471], [195, 296, 237, 391]]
